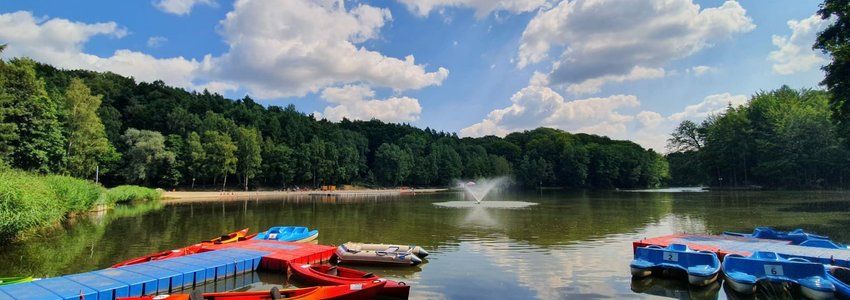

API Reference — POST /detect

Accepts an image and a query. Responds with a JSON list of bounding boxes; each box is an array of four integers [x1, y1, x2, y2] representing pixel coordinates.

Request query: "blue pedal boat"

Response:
[[724, 227, 839, 245], [253, 226, 318, 242], [826, 265, 850, 298], [630, 244, 721, 286], [722, 251, 835, 299]]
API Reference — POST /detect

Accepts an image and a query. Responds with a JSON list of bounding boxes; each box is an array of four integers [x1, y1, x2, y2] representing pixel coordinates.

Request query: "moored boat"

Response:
[[112, 228, 251, 267], [254, 226, 319, 243], [342, 243, 428, 258], [335, 243, 422, 266], [289, 263, 410, 298], [630, 244, 720, 286], [0, 276, 32, 286], [118, 281, 385, 300], [724, 227, 849, 249], [826, 265, 850, 298], [722, 251, 835, 299]]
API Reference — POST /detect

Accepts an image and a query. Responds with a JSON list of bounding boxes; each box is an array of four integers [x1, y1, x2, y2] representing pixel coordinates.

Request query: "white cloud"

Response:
[[566, 66, 665, 94], [317, 85, 422, 123], [155, 0, 216, 15], [396, 0, 549, 18], [0, 11, 201, 89], [769, 14, 831, 75], [669, 92, 747, 121], [460, 80, 748, 151], [690, 65, 713, 76], [206, 0, 449, 98], [517, 0, 754, 93], [147, 36, 167, 48]]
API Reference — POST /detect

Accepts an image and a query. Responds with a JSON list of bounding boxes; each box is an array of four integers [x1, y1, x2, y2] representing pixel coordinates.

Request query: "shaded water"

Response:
[[2, 190, 850, 299]]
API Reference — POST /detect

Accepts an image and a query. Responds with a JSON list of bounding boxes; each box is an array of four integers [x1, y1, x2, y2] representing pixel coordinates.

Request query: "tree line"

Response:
[[0, 51, 668, 190]]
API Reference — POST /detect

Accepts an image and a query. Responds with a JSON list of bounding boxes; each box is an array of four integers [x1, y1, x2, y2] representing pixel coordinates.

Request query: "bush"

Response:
[[105, 185, 162, 204], [42, 175, 105, 213], [0, 170, 65, 239]]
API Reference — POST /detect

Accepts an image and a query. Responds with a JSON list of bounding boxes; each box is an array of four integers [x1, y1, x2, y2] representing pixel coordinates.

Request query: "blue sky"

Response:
[[0, 0, 830, 150]]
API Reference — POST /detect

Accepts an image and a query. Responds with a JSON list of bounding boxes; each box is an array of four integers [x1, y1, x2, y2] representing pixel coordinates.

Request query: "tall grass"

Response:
[[0, 170, 162, 239], [105, 185, 162, 204]]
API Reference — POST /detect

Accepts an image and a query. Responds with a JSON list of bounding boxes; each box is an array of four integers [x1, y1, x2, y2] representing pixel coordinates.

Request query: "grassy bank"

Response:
[[0, 169, 162, 240]]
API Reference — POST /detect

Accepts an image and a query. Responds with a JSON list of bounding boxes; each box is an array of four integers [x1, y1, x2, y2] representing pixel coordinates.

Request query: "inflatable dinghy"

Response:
[[335, 243, 422, 266]]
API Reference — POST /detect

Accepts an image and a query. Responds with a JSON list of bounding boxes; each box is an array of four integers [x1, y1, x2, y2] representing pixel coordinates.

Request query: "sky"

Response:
[[0, 0, 831, 151]]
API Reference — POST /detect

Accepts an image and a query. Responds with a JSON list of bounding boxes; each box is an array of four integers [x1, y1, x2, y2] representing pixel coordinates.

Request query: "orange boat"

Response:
[[112, 228, 253, 267], [289, 264, 409, 299], [118, 281, 386, 300]]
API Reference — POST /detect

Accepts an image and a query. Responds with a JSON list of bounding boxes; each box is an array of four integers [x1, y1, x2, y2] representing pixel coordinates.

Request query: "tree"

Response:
[[120, 128, 175, 185], [203, 130, 237, 190], [374, 143, 412, 186], [667, 120, 705, 152], [0, 58, 65, 173], [63, 78, 117, 178], [234, 126, 262, 190], [815, 0, 850, 133], [185, 132, 206, 189], [261, 138, 295, 188]]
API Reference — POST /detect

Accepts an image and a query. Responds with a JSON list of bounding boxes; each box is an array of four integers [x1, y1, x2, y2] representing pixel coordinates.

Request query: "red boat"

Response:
[[289, 264, 410, 299], [118, 282, 385, 300], [113, 228, 254, 267]]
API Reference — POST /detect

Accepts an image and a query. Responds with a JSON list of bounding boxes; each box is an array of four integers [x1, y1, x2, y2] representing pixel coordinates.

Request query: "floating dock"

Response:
[[0, 240, 335, 300], [634, 234, 850, 267]]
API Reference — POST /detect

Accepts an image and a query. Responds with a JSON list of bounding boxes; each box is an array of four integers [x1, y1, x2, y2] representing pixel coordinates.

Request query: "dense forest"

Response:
[[0, 52, 669, 190], [666, 86, 849, 188]]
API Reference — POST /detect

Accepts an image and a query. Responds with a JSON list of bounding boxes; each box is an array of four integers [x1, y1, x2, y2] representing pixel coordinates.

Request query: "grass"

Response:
[[0, 169, 162, 240]]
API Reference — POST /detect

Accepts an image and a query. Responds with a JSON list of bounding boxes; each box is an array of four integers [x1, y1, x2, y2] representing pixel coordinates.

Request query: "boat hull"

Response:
[[290, 263, 410, 298]]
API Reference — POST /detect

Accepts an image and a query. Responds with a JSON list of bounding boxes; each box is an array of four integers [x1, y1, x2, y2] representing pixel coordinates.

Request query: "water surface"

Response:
[[2, 190, 850, 299]]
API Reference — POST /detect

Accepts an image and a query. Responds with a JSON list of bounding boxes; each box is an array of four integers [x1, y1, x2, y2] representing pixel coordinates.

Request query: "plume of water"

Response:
[[457, 177, 508, 204]]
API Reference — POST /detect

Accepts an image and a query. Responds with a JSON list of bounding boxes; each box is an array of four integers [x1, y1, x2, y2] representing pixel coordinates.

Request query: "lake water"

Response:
[[2, 189, 850, 299]]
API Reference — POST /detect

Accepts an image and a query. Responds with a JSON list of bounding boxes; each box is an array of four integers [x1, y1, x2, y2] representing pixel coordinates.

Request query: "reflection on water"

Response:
[[1, 190, 850, 299], [433, 201, 538, 208]]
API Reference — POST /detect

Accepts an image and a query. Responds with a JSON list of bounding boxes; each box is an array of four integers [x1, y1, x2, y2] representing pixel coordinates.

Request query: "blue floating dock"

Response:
[[0, 241, 336, 300], [32, 277, 98, 300], [0, 282, 61, 300]]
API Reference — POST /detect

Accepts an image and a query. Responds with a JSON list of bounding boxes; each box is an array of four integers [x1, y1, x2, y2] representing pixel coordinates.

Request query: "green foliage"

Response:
[[104, 185, 162, 204], [63, 78, 117, 178], [202, 130, 237, 187], [815, 0, 850, 133], [0, 170, 64, 239], [120, 128, 177, 185], [667, 86, 849, 188], [374, 143, 412, 186], [234, 126, 262, 190]]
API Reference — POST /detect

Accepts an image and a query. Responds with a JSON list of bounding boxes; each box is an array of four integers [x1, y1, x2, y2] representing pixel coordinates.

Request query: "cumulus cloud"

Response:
[[396, 0, 549, 18], [0, 11, 201, 89], [566, 66, 665, 94], [460, 80, 748, 151], [518, 0, 754, 93], [155, 0, 216, 15], [769, 14, 832, 75], [316, 85, 422, 123], [206, 0, 449, 98]]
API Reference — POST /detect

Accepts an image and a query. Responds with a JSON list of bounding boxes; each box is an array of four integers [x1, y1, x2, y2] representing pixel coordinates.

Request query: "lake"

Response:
[[2, 189, 850, 299]]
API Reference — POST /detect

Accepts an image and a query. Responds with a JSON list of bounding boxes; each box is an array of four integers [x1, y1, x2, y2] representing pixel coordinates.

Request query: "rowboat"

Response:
[[722, 251, 835, 299], [254, 226, 318, 243], [630, 244, 720, 286], [112, 228, 252, 267], [342, 243, 428, 258], [0, 276, 32, 286], [826, 265, 850, 298], [289, 263, 410, 298], [335, 243, 422, 266], [118, 281, 385, 300]]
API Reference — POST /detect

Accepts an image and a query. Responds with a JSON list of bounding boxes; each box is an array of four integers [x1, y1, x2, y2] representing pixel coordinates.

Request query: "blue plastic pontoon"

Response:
[[630, 244, 721, 286]]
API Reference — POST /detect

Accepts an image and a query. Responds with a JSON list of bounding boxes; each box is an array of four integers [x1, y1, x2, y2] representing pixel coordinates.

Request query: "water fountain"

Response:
[[433, 176, 537, 209], [458, 177, 507, 204]]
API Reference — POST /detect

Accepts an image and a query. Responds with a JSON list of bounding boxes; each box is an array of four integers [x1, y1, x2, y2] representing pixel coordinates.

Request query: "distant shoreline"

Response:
[[161, 188, 449, 203]]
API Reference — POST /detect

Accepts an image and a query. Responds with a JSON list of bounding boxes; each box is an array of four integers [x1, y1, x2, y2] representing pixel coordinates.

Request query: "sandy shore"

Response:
[[161, 188, 449, 203]]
